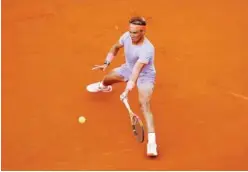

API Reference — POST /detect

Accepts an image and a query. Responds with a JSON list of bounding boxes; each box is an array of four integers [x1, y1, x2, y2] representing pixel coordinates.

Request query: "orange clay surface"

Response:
[[2, 0, 248, 170]]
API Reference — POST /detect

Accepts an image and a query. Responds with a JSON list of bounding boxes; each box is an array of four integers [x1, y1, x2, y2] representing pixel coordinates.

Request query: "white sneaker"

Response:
[[147, 142, 158, 157], [86, 82, 112, 93]]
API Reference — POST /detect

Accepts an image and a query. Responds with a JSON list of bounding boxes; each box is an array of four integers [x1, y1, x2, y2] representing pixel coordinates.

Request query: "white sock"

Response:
[[148, 132, 156, 144]]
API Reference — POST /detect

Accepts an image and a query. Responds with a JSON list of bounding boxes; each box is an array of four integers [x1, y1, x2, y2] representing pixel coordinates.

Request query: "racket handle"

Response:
[[122, 98, 132, 114]]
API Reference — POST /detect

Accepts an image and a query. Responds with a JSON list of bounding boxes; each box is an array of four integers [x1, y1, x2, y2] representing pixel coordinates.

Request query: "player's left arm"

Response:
[[125, 49, 153, 91], [126, 61, 146, 90], [126, 49, 154, 91], [120, 61, 146, 100], [120, 50, 153, 100]]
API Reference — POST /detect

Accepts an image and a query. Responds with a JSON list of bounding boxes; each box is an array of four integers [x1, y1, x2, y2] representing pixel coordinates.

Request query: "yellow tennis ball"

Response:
[[78, 116, 86, 124]]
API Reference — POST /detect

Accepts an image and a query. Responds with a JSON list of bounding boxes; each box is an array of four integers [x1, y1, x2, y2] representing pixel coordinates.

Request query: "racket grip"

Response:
[[122, 97, 128, 104], [122, 98, 131, 111]]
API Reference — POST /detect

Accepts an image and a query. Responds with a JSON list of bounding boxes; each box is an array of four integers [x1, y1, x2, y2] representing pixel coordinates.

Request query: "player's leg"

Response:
[[86, 64, 131, 92], [101, 71, 125, 85], [137, 77, 158, 156], [97, 70, 125, 92]]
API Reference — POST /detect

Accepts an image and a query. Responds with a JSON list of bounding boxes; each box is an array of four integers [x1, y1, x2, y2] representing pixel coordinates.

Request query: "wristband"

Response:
[[104, 60, 111, 66], [104, 53, 115, 65]]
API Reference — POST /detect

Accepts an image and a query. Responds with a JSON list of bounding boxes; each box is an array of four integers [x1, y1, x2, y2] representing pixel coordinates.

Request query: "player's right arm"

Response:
[[105, 42, 123, 64], [109, 42, 123, 56], [92, 32, 128, 71], [91, 42, 123, 71]]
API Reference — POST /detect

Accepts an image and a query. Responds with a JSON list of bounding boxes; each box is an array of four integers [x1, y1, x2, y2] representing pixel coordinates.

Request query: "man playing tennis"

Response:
[[87, 16, 158, 156]]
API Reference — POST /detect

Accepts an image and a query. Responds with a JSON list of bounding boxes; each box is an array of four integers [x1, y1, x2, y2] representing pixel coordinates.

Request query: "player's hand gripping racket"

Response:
[[122, 97, 144, 143]]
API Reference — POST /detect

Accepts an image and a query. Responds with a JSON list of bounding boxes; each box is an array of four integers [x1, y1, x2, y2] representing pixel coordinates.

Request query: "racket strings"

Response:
[[131, 116, 144, 142]]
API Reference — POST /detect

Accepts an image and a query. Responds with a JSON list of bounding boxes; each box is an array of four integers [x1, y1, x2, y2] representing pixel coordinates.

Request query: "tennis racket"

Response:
[[122, 97, 144, 143]]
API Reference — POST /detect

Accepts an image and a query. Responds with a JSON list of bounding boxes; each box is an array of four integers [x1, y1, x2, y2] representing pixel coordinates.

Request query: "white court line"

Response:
[[228, 92, 248, 101]]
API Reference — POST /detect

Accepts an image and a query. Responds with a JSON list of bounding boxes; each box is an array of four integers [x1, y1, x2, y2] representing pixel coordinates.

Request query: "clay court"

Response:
[[2, 0, 248, 170]]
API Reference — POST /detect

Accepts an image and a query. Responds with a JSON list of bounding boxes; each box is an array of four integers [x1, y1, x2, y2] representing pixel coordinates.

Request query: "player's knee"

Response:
[[139, 99, 150, 112]]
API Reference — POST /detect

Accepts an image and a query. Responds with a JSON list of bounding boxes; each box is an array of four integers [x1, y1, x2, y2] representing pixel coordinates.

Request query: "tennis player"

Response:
[[87, 16, 158, 156]]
